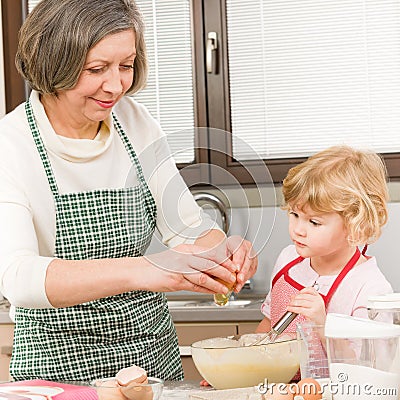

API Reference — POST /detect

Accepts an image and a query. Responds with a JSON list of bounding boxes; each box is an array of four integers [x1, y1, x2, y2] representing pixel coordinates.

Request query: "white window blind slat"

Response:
[[226, 0, 400, 160], [28, 0, 41, 12]]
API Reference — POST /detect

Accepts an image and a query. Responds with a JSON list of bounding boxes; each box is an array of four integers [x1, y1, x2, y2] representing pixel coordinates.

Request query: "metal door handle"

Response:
[[179, 346, 192, 356], [206, 32, 218, 74]]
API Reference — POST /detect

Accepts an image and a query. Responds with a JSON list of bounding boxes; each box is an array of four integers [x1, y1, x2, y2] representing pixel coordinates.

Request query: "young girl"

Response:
[[257, 145, 393, 334]]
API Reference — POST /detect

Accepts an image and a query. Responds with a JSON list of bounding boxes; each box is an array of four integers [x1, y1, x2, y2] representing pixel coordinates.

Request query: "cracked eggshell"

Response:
[[116, 365, 153, 400], [116, 365, 148, 386], [94, 378, 127, 400]]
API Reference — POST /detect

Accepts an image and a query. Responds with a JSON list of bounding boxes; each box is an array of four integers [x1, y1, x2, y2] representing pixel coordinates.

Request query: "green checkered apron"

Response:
[[10, 101, 183, 382]]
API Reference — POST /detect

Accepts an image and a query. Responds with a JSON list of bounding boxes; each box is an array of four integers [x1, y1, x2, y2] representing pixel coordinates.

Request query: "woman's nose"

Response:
[[103, 69, 123, 93]]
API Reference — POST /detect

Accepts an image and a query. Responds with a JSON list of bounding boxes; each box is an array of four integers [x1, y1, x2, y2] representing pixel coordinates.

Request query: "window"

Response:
[[4, 0, 400, 185], [226, 0, 400, 160], [205, 0, 400, 183]]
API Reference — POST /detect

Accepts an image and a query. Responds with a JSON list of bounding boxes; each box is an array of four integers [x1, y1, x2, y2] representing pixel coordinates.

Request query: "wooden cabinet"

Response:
[[174, 321, 261, 381], [0, 324, 14, 381], [237, 322, 260, 335]]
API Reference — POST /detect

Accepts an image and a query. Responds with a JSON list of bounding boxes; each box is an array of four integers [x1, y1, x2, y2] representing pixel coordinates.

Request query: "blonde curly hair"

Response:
[[282, 145, 389, 245]]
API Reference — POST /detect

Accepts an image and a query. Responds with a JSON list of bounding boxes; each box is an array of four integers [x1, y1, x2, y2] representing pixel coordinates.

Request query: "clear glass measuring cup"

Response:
[[367, 293, 400, 324], [297, 321, 329, 379], [325, 313, 400, 400]]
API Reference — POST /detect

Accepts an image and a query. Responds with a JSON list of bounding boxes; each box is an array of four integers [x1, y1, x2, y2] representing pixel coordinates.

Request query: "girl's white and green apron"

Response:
[[10, 101, 183, 382]]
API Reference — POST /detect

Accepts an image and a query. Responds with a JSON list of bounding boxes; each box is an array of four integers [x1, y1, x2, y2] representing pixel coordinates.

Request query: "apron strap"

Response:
[[272, 255, 304, 287], [112, 113, 147, 186], [25, 101, 60, 196], [322, 247, 361, 306], [111, 113, 157, 216], [273, 247, 361, 308], [361, 244, 368, 255]]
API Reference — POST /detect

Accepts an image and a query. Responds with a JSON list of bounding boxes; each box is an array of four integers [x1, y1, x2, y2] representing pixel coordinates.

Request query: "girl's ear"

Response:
[[346, 233, 362, 247], [345, 226, 358, 245]]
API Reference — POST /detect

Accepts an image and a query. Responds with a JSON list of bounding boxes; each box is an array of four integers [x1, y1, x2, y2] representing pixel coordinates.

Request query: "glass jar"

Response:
[[367, 293, 400, 325]]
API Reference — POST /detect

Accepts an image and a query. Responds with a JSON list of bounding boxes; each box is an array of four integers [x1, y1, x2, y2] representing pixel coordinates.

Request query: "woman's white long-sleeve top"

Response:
[[0, 91, 217, 308]]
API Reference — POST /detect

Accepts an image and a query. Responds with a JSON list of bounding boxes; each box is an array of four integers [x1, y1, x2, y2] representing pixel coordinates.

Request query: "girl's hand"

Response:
[[286, 287, 326, 325], [225, 235, 258, 292]]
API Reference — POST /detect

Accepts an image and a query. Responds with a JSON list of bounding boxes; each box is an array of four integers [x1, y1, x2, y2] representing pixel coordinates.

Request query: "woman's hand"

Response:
[[193, 230, 258, 292], [141, 243, 238, 294], [286, 287, 326, 326], [224, 235, 258, 292]]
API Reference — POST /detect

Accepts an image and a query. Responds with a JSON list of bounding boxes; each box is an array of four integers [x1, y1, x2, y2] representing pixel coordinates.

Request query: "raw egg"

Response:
[[294, 378, 322, 400], [263, 384, 294, 400]]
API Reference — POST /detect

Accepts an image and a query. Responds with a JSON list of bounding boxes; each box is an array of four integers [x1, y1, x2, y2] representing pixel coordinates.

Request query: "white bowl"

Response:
[[191, 334, 300, 389], [91, 377, 163, 400]]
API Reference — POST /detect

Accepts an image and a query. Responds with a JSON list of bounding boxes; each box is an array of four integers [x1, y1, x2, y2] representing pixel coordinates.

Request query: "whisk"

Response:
[[245, 311, 298, 346]]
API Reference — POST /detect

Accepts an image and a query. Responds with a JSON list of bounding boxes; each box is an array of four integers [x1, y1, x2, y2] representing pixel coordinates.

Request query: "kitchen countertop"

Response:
[[162, 380, 212, 399], [0, 295, 265, 324], [167, 297, 264, 322]]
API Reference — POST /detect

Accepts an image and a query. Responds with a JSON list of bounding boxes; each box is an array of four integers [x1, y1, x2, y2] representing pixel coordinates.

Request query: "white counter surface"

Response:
[[161, 381, 211, 399]]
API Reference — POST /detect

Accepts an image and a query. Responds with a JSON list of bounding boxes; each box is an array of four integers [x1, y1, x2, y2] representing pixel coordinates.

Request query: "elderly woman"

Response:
[[0, 0, 257, 382]]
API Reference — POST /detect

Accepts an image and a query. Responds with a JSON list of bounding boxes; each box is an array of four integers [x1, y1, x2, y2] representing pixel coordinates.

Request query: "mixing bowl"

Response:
[[191, 334, 300, 389], [91, 377, 163, 400]]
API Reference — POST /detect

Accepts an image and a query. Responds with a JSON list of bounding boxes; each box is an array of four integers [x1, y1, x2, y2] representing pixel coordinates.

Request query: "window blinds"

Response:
[[134, 0, 195, 163], [27, 0, 40, 12], [226, 0, 400, 160]]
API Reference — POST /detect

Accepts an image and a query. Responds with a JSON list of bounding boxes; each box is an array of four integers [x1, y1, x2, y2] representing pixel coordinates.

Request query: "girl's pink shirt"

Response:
[[261, 245, 393, 320]]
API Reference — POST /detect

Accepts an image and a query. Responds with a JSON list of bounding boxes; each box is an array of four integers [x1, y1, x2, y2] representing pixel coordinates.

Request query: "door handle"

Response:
[[179, 346, 192, 356], [206, 32, 218, 74]]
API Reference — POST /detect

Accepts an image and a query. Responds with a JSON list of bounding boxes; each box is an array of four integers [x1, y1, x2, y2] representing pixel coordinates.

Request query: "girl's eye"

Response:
[[310, 219, 321, 226], [289, 211, 298, 218]]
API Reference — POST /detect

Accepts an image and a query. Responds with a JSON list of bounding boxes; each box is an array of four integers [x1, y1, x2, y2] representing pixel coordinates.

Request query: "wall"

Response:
[[228, 203, 400, 293]]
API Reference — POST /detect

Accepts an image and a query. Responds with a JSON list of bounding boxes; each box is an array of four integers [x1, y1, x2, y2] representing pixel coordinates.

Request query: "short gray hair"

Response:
[[16, 0, 147, 95]]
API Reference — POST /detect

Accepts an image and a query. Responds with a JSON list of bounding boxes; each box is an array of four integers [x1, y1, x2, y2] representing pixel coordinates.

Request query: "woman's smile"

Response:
[[92, 98, 117, 109]]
